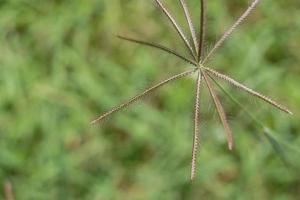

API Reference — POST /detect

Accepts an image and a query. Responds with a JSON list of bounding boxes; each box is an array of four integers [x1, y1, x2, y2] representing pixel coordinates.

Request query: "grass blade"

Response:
[[263, 129, 289, 166], [202, 71, 234, 150], [191, 71, 202, 181], [91, 68, 197, 124], [117, 35, 197, 66], [204, 67, 293, 115]]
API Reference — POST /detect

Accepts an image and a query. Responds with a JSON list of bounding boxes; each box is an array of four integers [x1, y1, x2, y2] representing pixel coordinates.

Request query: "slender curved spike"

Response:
[[154, 0, 196, 59], [203, 0, 260, 63], [202, 71, 234, 150], [91, 69, 197, 124], [179, 0, 198, 54], [117, 35, 197, 66], [198, 0, 206, 61], [203, 67, 293, 115], [191, 71, 202, 181]]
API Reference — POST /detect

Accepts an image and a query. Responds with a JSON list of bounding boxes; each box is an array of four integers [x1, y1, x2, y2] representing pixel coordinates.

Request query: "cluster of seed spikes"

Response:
[[91, 0, 292, 181]]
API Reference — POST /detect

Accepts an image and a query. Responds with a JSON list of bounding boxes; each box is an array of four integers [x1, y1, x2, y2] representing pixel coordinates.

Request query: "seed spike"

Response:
[[191, 71, 202, 181], [203, 0, 261, 63], [202, 71, 234, 150], [91, 69, 196, 124], [203, 67, 293, 115], [179, 0, 198, 54], [117, 35, 197, 66], [198, 0, 206, 61], [154, 0, 197, 59]]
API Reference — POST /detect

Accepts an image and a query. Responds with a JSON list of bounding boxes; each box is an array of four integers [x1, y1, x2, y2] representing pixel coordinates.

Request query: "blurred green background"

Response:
[[0, 0, 299, 199]]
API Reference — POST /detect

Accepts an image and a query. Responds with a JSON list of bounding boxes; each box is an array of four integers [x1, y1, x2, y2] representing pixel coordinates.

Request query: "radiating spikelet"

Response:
[[191, 72, 202, 181], [198, 0, 206, 61], [203, 0, 261, 63], [117, 35, 197, 66], [179, 0, 198, 53], [91, 69, 196, 124], [203, 67, 293, 115], [202, 71, 234, 150], [154, 0, 196, 59]]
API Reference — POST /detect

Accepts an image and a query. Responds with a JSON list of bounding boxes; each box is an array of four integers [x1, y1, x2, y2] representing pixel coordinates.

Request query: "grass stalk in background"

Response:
[[3, 181, 15, 200]]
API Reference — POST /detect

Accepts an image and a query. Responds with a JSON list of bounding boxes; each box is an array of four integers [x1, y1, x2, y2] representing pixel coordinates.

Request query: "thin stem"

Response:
[[154, 0, 197, 59], [179, 0, 198, 54], [202, 70, 234, 150], [198, 0, 206, 62], [203, 0, 261, 63], [191, 71, 202, 181], [4, 181, 14, 200], [203, 67, 293, 115], [117, 35, 197, 66], [91, 68, 197, 124]]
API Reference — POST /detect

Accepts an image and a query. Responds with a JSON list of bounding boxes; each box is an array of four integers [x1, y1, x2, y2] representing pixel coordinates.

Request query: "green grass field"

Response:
[[1, 0, 299, 199]]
